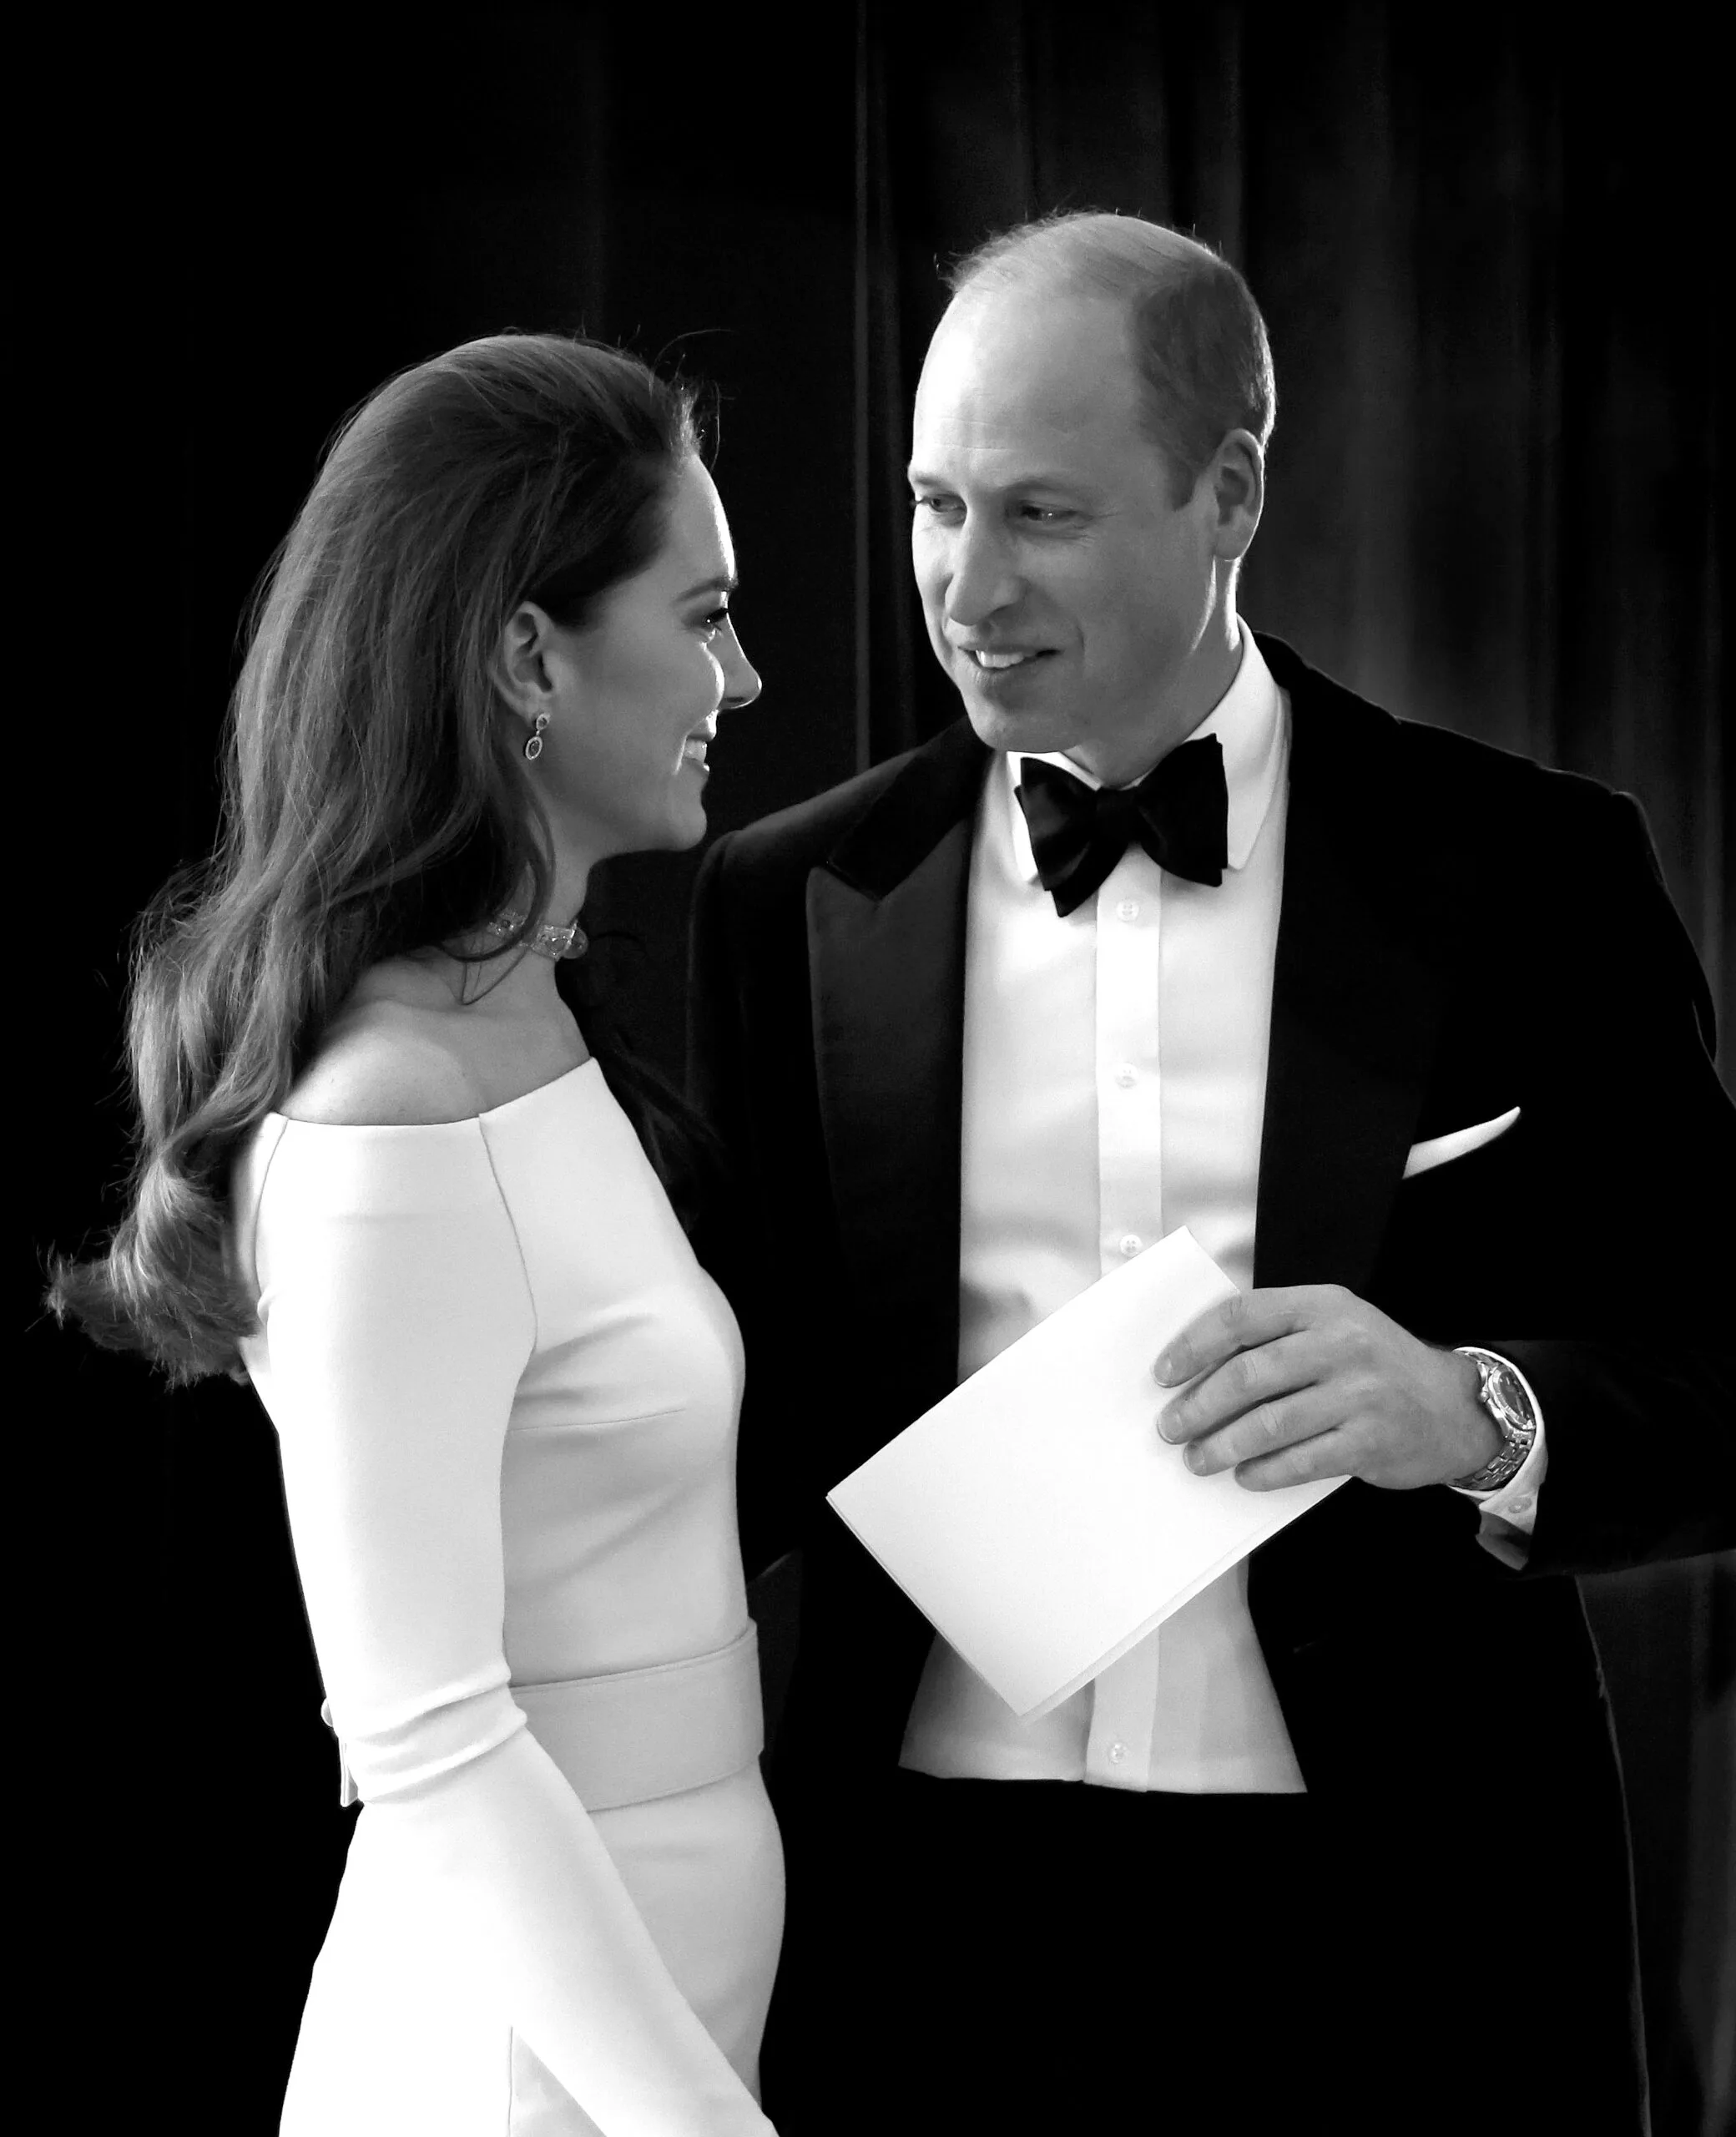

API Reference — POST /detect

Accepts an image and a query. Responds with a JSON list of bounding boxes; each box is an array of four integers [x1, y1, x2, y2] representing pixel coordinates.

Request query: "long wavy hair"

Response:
[[50, 332, 709, 1386]]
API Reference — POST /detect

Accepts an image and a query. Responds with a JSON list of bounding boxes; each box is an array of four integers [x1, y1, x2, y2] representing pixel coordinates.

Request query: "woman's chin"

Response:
[[636, 796, 711, 856], [670, 783, 713, 847]]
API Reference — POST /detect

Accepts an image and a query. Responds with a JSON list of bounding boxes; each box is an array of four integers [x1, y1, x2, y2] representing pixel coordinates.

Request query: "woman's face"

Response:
[[532, 454, 760, 861]]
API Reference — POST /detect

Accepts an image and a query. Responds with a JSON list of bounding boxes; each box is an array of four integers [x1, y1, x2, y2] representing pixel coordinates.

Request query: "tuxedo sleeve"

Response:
[[689, 831, 811, 1582], [1479, 788, 1736, 1574], [689, 834, 751, 1195]]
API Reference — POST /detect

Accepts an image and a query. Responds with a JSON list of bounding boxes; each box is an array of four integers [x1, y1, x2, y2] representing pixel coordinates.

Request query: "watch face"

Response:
[[1486, 1364, 1532, 1435]]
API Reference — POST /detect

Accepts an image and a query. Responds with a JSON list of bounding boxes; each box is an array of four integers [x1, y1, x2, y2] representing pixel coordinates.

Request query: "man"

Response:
[[689, 215, 1734, 2134]]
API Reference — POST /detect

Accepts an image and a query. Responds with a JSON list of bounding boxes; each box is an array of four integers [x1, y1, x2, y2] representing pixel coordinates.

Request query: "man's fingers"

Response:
[[1230, 1427, 1354, 1493], [1179, 1386, 1339, 1475], [1159, 1329, 1324, 1444], [1153, 1284, 1339, 1387]]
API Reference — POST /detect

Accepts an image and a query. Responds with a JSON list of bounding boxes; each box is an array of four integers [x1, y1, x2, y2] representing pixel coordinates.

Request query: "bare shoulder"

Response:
[[280, 997, 483, 1127]]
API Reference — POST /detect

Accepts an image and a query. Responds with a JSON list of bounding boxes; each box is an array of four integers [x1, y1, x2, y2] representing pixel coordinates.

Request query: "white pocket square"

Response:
[[1403, 1106, 1522, 1180]]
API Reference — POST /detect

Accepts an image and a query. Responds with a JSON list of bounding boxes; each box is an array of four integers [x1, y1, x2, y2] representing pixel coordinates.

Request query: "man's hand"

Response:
[[1153, 1286, 1502, 1492]]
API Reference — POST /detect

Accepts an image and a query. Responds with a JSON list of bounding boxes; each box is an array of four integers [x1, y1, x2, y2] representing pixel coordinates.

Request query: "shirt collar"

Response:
[[1002, 623, 1285, 883]]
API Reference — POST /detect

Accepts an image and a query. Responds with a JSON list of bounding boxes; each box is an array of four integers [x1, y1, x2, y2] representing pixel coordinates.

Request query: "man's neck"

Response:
[[1063, 605, 1244, 790]]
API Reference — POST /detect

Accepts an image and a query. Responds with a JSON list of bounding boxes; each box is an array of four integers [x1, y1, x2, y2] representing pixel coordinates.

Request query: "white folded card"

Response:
[[827, 1227, 1347, 1719]]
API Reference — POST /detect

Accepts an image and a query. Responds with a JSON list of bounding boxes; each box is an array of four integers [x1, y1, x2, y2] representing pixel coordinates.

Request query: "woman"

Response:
[[51, 335, 780, 2133]]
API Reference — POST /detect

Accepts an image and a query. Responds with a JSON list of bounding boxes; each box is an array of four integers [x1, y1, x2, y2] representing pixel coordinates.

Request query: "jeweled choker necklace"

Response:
[[482, 909, 589, 961]]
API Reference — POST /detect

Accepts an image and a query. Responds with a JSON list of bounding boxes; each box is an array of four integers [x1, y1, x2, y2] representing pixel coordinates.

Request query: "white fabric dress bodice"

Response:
[[233, 1061, 781, 2136]]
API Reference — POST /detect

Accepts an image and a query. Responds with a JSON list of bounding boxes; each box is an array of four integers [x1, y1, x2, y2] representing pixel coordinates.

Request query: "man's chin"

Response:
[[961, 700, 1076, 756]]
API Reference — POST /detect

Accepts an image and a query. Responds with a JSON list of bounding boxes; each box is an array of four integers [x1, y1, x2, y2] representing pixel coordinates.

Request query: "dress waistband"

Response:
[[322, 1621, 765, 1814], [513, 1621, 765, 1812]]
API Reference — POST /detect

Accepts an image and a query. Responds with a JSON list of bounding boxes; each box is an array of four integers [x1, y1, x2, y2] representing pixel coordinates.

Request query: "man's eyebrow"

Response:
[[675, 572, 739, 603], [906, 467, 1088, 493]]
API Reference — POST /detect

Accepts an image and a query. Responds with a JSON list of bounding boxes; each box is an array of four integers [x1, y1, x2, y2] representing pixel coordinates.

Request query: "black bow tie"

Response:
[[1016, 740, 1229, 917]]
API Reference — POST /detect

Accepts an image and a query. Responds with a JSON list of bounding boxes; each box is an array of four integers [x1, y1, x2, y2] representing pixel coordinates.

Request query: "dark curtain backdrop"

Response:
[[28, 5, 1728, 2130]]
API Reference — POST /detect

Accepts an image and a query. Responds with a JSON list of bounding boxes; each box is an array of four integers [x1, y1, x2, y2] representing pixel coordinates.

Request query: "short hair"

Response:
[[947, 212, 1275, 505]]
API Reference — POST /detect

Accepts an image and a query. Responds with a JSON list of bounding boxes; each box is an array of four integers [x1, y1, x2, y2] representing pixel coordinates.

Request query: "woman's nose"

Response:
[[720, 627, 762, 710]]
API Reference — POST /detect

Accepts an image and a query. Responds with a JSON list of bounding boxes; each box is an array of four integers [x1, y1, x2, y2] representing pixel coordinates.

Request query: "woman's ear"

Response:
[[494, 601, 559, 719]]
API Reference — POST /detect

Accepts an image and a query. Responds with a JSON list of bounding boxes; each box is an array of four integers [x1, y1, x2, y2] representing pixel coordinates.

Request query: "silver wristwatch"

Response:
[[1450, 1347, 1538, 1493]]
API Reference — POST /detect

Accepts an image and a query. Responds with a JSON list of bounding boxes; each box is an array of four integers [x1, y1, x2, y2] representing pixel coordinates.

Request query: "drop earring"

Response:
[[524, 712, 550, 763]]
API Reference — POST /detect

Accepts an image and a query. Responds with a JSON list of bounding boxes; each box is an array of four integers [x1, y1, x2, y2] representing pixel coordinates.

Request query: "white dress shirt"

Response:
[[899, 626, 1544, 1795]]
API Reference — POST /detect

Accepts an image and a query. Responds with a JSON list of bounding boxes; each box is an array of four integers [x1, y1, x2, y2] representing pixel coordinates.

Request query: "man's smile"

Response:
[[955, 644, 1058, 680]]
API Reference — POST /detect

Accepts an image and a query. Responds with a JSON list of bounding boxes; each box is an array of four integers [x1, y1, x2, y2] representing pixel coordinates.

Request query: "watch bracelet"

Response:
[[1451, 1440, 1530, 1493], [1451, 1346, 1536, 1493]]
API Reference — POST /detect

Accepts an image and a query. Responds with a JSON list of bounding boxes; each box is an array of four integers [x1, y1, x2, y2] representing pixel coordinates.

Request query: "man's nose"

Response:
[[941, 518, 1022, 628]]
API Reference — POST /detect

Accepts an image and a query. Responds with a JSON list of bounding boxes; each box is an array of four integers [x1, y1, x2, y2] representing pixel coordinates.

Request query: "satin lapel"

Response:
[[807, 721, 988, 1461], [1254, 658, 1453, 1293]]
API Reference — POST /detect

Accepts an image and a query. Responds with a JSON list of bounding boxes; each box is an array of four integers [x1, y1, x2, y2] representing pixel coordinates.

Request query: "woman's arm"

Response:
[[243, 1098, 773, 2134]]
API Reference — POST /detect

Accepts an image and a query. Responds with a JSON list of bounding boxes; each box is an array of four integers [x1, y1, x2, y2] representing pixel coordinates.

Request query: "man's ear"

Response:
[[494, 601, 560, 720], [1209, 430, 1264, 561]]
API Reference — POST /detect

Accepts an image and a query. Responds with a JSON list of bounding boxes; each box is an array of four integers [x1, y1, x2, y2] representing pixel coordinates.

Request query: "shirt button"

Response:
[[1114, 1064, 1137, 1088], [1116, 898, 1140, 922], [1507, 1494, 1534, 1516], [1108, 1741, 1128, 1763], [1118, 1234, 1143, 1258]]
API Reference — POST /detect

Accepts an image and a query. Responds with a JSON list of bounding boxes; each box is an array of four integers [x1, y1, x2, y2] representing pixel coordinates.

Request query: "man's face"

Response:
[[909, 285, 1221, 783]]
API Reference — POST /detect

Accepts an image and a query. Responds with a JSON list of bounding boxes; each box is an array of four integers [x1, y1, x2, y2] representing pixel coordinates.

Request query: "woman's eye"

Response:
[[700, 606, 732, 633]]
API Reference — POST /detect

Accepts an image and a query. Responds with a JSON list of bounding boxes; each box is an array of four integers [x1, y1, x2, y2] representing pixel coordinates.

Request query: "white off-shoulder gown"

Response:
[[232, 1062, 783, 2135]]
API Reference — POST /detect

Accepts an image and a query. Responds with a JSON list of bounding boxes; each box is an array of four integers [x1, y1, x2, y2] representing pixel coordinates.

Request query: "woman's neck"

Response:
[[392, 831, 597, 1015]]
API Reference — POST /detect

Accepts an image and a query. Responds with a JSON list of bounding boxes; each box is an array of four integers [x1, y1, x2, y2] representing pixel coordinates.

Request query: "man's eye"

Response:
[[910, 495, 962, 518]]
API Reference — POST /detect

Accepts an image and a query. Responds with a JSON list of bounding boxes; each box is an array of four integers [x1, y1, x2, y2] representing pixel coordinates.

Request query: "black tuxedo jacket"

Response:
[[688, 634, 1734, 2101]]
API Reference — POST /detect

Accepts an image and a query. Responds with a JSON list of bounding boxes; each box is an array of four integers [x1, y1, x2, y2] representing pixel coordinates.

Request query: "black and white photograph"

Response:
[[28, 5, 1732, 2132]]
